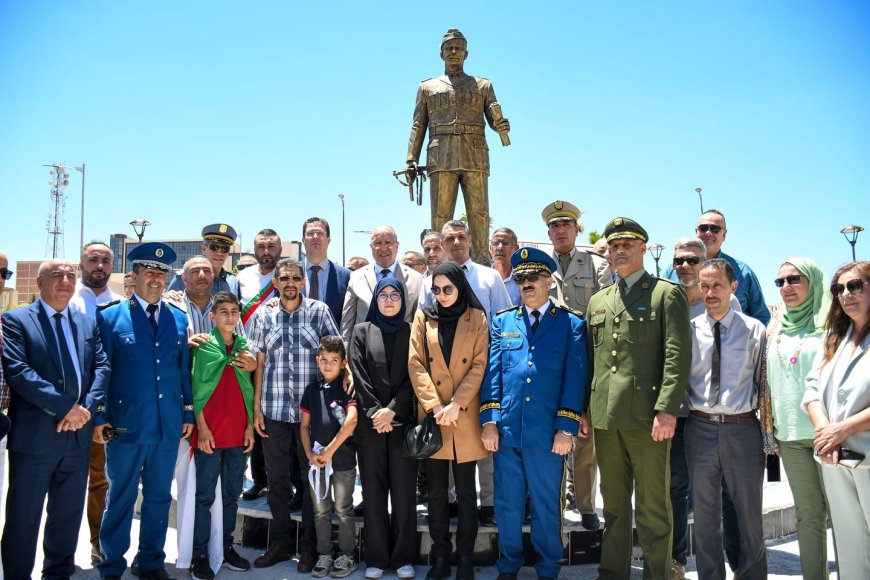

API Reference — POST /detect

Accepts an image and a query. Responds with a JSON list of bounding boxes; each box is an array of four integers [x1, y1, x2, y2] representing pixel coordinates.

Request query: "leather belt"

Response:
[[690, 410, 758, 424], [429, 123, 485, 136]]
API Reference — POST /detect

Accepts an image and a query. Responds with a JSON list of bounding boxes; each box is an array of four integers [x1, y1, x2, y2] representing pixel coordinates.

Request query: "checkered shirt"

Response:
[[248, 298, 339, 423]]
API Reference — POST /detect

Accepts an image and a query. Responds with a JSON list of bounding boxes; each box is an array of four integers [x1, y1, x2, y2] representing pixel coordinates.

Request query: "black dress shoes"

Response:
[[242, 483, 267, 500], [581, 512, 601, 531], [288, 491, 304, 512], [425, 557, 450, 580], [478, 505, 496, 527], [456, 556, 474, 580], [254, 543, 293, 568]]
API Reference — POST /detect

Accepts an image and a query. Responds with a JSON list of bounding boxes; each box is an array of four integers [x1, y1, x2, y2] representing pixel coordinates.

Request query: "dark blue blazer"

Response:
[[304, 259, 351, 327], [1, 301, 109, 454]]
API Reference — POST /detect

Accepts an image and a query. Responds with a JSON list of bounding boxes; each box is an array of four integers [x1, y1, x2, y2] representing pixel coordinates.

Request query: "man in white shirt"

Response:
[[68, 241, 122, 565], [238, 228, 283, 333]]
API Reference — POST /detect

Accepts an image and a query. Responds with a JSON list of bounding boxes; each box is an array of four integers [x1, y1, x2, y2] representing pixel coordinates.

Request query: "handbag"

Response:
[[403, 325, 443, 459]]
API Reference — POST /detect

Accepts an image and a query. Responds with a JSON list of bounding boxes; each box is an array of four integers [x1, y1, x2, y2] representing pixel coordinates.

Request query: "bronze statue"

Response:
[[405, 28, 510, 264]]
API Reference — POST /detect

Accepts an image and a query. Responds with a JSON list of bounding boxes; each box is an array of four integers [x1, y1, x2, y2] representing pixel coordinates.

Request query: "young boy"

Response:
[[189, 291, 256, 579], [300, 336, 359, 578]]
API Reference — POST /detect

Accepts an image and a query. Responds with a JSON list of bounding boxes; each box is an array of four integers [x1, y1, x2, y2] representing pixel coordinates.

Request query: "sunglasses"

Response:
[[673, 256, 701, 266], [0, 268, 12, 280], [208, 243, 231, 253], [277, 275, 304, 283], [774, 275, 805, 288], [513, 273, 543, 284], [696, 224, 723, 234], [376, 292, 402, 303], [431, 284, 455, 296], [831, 279, 865, 298]]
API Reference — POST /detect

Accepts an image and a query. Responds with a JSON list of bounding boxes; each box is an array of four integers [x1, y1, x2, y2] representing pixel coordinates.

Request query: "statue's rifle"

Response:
[[392, 165, 427, 206]]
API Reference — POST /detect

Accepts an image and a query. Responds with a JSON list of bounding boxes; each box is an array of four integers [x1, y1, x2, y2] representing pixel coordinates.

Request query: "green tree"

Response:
[[588, 230, 602, 244]]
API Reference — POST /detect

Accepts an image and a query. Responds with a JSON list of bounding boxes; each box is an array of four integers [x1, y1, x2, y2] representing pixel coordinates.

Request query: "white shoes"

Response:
[[365, 567, 384, 579], [397, 564, 416, 579]]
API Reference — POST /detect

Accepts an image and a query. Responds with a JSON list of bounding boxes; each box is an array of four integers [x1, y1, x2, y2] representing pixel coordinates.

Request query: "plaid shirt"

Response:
[[249, 298, 339, 423]]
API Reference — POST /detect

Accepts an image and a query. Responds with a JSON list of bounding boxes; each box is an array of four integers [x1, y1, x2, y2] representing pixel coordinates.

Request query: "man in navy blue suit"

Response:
[[301, 217, 350, 327], [1, 258, 109, 579], [95, 242, 193, 580]]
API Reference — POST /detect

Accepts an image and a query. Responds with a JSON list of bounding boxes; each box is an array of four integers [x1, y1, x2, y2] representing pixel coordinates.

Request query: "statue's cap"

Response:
[[441, 29, 467, 47]]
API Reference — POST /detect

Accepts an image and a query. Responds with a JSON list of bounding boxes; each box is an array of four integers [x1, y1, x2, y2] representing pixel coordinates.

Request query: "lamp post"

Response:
[[130, 218, 151, 243], [840, 225, 864, 262], [695, 187, 704, 214], [648, 243, 665, 277], [338, 193, 346, 264]]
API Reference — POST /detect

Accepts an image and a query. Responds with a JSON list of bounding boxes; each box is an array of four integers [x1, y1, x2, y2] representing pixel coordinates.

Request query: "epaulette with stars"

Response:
[[558, 304, 584, 318], [496, 305, 520, 315]]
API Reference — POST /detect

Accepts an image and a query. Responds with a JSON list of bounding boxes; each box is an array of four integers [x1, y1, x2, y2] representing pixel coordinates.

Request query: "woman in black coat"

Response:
[[350, 277, 418, 580]]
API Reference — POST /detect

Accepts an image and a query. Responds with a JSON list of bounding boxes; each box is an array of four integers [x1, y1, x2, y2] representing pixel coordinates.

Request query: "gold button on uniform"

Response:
[[611, 366, 617, 373], [612, 333, 618, 339], [614, 317, 620, 324], [611, 350, 617, 357]]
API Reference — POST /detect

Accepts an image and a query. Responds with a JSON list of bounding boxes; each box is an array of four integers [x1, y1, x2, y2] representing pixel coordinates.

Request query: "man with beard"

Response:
[[69, 241, 123, 565], [249, 258, 340, 571], [421, 229, 445, 277], [237, 229, 283, 500], [167, 224, 240, 297]]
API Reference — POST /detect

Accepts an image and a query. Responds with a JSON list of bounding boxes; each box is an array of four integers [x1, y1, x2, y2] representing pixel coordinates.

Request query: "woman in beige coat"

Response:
[[409, 262, 489, 580]]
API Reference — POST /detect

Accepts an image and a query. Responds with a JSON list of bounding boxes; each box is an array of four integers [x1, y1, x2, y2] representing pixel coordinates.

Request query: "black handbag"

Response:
[[403, 327, 443, 460]]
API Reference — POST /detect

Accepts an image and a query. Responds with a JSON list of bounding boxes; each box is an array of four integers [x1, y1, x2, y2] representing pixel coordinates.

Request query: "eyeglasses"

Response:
[[0, 268, 12, 280], [696, 224, 723, 234], [831, 279, 865, 298], [277, 275, 304, 283], [490, 240, 516, 248], [673, 256, 701, 266], [207, 243, 230, 253], [431, 284, 455, 296], [304, 230, 327, 239], [377, 292, 402, 303], [774, 275, 805, 288], [513, 273, 543, 284]]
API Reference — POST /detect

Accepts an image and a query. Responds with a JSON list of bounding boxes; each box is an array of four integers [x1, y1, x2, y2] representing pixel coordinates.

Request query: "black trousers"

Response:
[[358, 434, 418, 569], [262, 418, 315, 553], [427, 457, 477, 560], [251, 431, 302, 493]]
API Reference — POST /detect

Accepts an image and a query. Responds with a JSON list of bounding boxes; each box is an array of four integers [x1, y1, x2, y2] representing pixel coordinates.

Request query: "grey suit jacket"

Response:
[[340, 263, 423, 343]]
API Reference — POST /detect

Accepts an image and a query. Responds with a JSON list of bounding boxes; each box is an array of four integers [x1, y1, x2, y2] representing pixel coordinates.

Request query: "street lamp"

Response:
[[840, 225, 864, 262], [648, 243, 665, 277], [338, 193, 346, 264], [695, 187, 704, 214], [130, 218, 151, 243]]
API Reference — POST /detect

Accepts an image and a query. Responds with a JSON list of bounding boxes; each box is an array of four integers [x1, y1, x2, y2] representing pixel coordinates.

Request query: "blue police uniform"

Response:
[[480, 248, 587, 579], [95, 243, 194, 577]]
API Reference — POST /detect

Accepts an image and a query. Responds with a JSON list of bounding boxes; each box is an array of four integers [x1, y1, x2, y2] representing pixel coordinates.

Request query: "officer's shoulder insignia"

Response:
[[97, 300, 120, 310], [558, 304, 584, 317], [496, 305, 519, 315]]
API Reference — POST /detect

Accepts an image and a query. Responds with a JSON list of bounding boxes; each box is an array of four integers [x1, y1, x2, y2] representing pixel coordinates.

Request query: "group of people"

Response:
[[0, 201, 868, 580]]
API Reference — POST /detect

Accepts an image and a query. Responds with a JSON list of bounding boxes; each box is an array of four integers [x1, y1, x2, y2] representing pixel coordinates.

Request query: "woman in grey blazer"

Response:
[[803, 261, 870, 579]]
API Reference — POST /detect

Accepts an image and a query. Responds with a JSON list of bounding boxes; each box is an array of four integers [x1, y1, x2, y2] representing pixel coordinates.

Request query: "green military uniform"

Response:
[[587, 218, 691, 580]]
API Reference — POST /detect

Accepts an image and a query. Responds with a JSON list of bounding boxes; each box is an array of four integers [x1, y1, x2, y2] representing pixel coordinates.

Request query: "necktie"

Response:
[[614, 278, 627, 311], [380, 268, 391, 280], [708, 321, 721, 406], [530, 310, 541, 333], [309, 265, 321, 301], [558, 253, 570, 273], [52, 313, 79, 399], [146, 303, 159, 332]]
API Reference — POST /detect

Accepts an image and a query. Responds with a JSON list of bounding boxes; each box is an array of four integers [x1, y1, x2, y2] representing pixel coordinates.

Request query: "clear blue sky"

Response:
[[2, 1, 868, 304]]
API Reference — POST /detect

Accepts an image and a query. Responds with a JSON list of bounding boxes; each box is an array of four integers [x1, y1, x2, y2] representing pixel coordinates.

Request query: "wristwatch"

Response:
[[557, 429, 573, 438]]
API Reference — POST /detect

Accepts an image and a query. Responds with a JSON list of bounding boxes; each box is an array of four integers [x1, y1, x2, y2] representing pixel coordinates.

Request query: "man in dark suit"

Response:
[[1, 258, 109, 579], [340, 226, 423, 343], [95, 243, 193, 580], [301, 217, 351, 327]]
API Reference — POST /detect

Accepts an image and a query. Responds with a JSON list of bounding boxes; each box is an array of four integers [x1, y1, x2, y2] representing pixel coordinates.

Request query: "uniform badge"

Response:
[[554, 200, 563, 210], [613, 217, 623, 227], [155, 248, 164, 258], [520, 249, 528, 259], [219, 224, 228, 233]]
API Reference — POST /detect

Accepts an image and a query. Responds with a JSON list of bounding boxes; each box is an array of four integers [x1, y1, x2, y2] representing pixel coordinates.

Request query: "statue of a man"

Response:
[[406, 28, 510, 264]]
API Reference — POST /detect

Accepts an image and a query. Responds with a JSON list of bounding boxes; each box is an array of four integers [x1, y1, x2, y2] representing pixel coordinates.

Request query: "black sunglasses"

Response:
[[208, 243, 231, 253], [513, 273, 544, 284], [696, 224, 723, 234], [774, 275, 805, 288], [431, 284, 455, 296], [831, 279, 864, 297], [278, 275, 304, 283], [673, 256, 701, 266], [0, 268, 12, 280]]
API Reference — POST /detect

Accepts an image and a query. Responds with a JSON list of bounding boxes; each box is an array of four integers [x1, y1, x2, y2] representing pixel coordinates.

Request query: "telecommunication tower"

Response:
[[46, 164, 69, 258]]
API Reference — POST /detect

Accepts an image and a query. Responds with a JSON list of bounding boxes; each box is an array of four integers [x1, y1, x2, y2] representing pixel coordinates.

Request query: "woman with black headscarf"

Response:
[[350, 277, 418, 580], [409, 262, 490, 580]]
